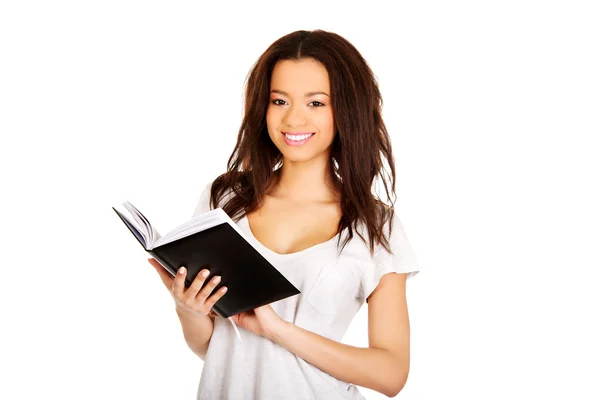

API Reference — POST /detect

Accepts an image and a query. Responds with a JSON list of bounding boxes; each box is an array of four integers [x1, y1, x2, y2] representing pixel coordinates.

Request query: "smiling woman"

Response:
[[266, 59, 335, 159], [155, 29, 421, 400]]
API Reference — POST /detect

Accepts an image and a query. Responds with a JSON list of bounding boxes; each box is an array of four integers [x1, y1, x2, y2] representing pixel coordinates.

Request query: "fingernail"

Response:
[[202, 270, 209, 277], [178, 267, 185, 274]]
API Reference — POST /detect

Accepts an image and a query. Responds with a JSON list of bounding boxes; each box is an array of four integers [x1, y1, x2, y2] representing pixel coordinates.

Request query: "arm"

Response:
[[176, 308, 215, 361], [148, 258, 225, 361], [268, 272, 410, 398]]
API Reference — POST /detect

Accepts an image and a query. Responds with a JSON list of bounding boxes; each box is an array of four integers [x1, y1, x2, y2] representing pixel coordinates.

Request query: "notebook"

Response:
[[112, 201, 300, 318]]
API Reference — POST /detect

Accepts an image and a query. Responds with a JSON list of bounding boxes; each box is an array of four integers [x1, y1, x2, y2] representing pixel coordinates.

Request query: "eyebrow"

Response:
[[271, 89, 330, 98]]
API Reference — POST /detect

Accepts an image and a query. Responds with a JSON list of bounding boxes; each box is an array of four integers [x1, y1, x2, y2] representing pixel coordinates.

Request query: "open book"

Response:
[[112, 201, 300, 319]]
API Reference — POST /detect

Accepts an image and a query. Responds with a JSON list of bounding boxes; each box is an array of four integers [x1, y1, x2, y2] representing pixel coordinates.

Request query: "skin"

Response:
[[150, 58, 412, 397]]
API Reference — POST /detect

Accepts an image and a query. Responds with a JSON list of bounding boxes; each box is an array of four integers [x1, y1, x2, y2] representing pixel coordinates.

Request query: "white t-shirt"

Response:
[[192, 181, 420, 400]]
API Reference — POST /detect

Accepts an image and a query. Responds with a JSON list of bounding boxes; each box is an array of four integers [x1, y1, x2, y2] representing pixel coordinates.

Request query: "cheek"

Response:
[[316, 110, 335, 137], [266, 107, 279, 132]]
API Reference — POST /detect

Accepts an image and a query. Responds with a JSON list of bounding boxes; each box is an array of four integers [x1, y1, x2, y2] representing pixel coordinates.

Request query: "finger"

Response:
[[196, 274, 222, 304], [185, 269, 210, 302], [148, 258, 174, 289], [204, 285, 228, 311], [172, 266, 186, 297]]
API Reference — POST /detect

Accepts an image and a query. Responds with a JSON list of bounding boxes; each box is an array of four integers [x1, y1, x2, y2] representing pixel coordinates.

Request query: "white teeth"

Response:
[[285, 133, 313, 141]]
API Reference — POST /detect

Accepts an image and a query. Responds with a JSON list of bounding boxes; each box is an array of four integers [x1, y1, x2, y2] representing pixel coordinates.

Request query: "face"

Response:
[[266, 58, 336, 164]]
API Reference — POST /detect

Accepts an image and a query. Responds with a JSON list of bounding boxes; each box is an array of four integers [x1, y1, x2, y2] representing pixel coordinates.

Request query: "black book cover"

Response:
[[113, 207, 300, 318]]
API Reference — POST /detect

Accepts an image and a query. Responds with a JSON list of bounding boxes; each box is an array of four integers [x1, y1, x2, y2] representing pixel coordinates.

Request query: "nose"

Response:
[[283, 103, 306, 127]]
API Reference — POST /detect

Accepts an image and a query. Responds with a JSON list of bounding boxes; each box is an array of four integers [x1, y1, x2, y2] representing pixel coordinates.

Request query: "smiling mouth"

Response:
[[282, 132, 315, 141]]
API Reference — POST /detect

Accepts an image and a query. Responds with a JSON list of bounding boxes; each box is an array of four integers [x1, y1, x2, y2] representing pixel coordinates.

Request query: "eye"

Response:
[[271, 99, 287, 106], [309, 101, 325, 107]]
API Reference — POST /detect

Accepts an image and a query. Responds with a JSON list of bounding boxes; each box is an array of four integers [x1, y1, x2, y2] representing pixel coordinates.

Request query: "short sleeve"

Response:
[[360, 212, 420, 302], [192, 181, 213, 218]]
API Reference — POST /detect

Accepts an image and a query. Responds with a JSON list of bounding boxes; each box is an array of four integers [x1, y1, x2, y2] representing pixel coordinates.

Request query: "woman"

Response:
[[149, 29, 420, 399]]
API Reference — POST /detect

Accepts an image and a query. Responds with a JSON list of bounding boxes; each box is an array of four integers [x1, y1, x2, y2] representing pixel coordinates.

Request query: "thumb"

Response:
[[147, 258, 174, 289]]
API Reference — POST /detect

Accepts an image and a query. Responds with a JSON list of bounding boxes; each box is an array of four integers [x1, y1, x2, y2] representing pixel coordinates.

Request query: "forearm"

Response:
[[269, 322, 407, 397], [176, 307, 214, 360]]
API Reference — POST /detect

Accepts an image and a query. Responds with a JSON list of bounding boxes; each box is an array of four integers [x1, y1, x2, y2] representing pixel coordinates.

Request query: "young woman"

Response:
[[148, 29, 420, 400]]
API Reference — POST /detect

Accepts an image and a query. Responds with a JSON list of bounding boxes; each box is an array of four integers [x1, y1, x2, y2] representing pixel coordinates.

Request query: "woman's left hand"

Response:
[[229, 304, 287, 340]]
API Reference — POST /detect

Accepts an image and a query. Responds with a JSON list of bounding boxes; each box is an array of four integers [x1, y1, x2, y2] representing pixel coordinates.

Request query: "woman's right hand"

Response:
[[147, 258, 228, 318]]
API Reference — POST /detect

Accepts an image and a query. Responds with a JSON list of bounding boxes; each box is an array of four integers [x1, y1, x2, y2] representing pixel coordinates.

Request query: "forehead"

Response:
[[270, 58, 330, 92]]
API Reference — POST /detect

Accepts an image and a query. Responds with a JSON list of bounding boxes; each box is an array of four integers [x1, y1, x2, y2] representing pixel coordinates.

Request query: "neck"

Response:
[[269, 156, 340, 203]]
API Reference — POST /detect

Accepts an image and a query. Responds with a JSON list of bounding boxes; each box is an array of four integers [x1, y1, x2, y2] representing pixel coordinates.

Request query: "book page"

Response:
[[126, 201, 161, 245], [122, 201, 150, 246], [117, 203, 254, 251], [153, 208, 231, 248]]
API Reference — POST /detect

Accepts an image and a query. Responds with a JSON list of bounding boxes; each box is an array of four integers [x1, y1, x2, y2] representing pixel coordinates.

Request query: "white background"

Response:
[[1, 1, 599, 399]]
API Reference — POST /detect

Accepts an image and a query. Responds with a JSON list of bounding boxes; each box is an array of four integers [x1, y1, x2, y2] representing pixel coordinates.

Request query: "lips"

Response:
[[282, 132, 314, 136], [281, 131, 316, 146]]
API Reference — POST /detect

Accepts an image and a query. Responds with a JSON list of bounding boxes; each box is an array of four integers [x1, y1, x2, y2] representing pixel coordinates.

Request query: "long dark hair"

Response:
[[210, 29, 397, 256]]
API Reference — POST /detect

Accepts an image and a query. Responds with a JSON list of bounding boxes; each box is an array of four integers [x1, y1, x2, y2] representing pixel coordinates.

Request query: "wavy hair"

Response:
[[209, 29, 398, 256]]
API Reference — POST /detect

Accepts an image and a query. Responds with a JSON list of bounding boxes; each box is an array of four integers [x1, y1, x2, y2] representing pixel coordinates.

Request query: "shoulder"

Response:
[[192, 180, 212, 218], [353, 207, 420, 304], [373, 208, 419, 272], [345, 206, 405, 257], [192, 177, 238, 218]]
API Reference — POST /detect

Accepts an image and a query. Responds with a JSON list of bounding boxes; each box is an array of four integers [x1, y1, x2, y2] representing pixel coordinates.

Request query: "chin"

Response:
[[281, 153, 318, 163], [279, 147, 333, 165]]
